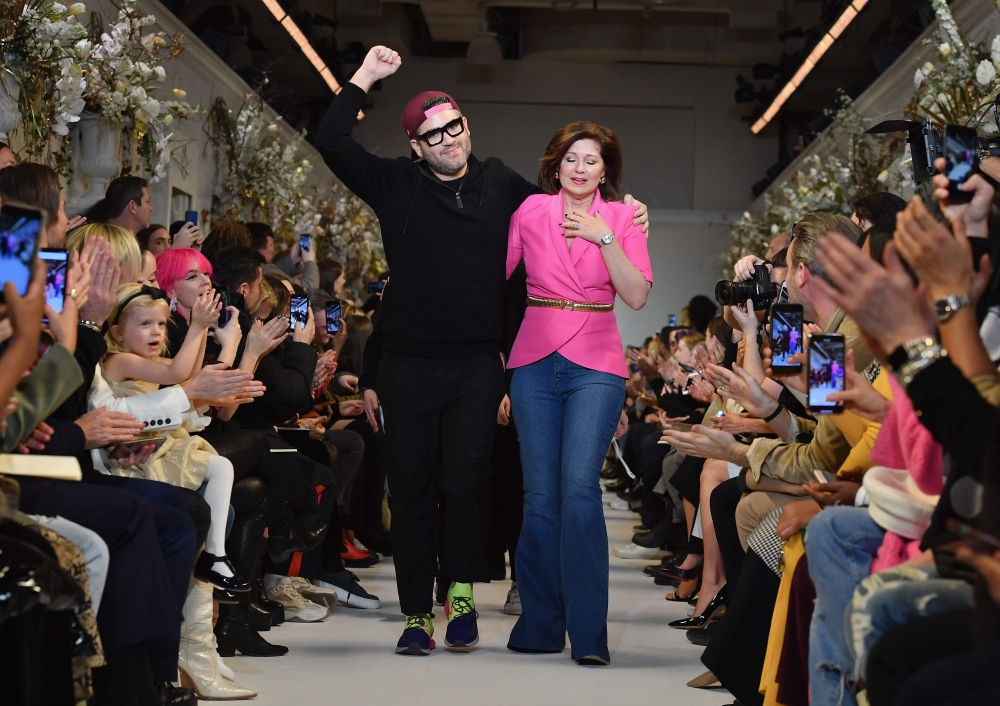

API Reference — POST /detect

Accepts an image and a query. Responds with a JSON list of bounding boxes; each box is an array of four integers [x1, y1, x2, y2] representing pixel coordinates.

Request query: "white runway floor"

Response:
[[227, 488, 733, 706]]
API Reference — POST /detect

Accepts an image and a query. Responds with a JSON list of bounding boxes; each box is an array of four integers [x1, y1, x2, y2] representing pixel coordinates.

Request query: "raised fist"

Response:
[[360, 46, 401, 82]]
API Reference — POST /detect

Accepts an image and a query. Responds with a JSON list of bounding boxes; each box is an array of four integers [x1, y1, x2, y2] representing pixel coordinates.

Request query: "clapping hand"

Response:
[[190, 290, 222, 329]]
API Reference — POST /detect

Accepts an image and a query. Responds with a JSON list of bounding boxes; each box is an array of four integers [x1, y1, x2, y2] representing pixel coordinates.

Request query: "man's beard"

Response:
[[422, 137, 471, 177]]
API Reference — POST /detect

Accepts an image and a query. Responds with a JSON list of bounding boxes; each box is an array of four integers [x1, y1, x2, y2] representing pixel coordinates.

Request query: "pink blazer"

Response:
[[506, 190, 653, 378]]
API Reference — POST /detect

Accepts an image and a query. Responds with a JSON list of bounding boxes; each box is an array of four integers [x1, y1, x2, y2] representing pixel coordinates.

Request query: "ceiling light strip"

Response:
[[751, 0, 868, 134], [260, 0, 341, 93]]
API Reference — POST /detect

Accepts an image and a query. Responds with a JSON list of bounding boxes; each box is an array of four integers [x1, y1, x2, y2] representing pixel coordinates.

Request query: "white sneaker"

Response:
[[608, 498, 631, 511], [264, 575, 328, 622], [613, 543, 659, 559], [503, 583, 521, 615], [289, 576, 339, 610]]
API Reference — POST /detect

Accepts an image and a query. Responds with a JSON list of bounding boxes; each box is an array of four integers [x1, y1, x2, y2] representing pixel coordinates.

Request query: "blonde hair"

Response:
[[68, 223, 143, 284], [104, 283, 171, 357], [679, 332, 706, 351], [251, 277, 277, 316], [343, 304, 366, 318]]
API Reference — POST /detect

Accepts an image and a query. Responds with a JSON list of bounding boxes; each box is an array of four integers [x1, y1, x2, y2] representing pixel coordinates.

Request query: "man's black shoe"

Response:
[[632, 516, 676, 548]]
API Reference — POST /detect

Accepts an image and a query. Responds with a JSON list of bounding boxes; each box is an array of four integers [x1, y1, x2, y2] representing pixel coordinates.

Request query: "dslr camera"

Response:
[[867, 117, 1000, 184], [715, 264, 778, 311]]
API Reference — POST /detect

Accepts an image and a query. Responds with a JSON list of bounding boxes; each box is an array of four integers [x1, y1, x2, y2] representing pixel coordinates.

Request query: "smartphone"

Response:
[[290, 295, 308, 330], [812, 469, 838, 484], [325, 302, 342, 334], [217, 287, 230, 327], [770, 303, 804, 374], [299, 234, 311, 253], [668, 314, 677, 327], [367, 281, 386, 294], [0, 201, 46, 295], [943, 125, 979, 203], [39, 248, 68, 321], [109, 436, 168, 459], [807, 333, 846, 414], [946, 518, 1000, 552], [184, 210, 198, 226]]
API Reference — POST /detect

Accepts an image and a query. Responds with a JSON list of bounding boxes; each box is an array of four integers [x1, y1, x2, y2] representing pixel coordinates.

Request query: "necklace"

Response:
[[453, 171, 469, 209]]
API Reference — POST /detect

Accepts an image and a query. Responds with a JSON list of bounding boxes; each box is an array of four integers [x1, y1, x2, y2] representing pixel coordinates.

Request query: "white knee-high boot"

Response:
[[179, 580, 257, 700]]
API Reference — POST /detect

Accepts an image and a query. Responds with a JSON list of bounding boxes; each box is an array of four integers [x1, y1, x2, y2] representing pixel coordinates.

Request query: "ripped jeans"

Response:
[[804, 507, 885, 706], [848, 564, 973, 680]]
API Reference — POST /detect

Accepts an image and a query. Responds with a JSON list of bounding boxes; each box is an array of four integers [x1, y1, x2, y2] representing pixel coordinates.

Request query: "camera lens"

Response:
[[715, 279, 750, 307]]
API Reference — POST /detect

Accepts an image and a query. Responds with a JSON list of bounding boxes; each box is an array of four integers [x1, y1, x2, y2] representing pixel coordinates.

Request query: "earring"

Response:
[[600, 175, 606, 183], [169, 295, 178, 312]]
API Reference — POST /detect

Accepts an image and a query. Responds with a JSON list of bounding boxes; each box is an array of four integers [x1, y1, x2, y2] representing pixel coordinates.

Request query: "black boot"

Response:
[[214, 603, 289, 657], [255, 576, 285, 626]]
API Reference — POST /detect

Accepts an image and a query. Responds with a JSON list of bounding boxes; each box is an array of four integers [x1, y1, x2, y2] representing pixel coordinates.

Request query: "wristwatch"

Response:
[[598, 232, 615, 248], [933, 294, 972, 322]]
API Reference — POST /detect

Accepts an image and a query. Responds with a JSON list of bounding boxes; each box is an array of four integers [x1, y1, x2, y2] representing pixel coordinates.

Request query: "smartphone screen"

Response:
[[217, 288, 230, 327], [367, 281, 386, 294], [807, 333, 845, 414], [668, 314, 677, 327], [184, 210, 198, 226], [0, 202, 45, 295], [290, 295, 308, 330], [770, 303, 804, 374], [39, 249, 68, 320], [299, 234, 310, 253], [325, 302, 342, 334], [943, 125, 979, 203]]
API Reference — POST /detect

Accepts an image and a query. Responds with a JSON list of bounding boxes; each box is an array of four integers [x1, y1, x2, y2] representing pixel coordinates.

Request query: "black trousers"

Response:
[[488, 421, 524, 581], [712, 477, 747, 589], [701, 550, 780, 706], [866, 609, 973, 706], [377, 352, 505, 615]]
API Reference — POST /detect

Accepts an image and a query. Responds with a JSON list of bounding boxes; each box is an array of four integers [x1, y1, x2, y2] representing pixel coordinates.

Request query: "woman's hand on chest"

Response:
[[560, 210, 613, 245]]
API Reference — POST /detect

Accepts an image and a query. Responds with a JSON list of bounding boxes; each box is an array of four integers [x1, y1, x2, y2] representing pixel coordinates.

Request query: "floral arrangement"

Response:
[[908, 0, 1000, 132], [0, 0, 89, 171], [207, 93, 385, 282], [723, 95, 903, 274], [207, 94, 318, 238], [316, 181, 386, 284], [82, 0, 200, 181], [0, 0, 198, 181]]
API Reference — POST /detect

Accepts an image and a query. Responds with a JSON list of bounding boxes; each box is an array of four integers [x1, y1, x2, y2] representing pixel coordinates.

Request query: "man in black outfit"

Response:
[[315, 45, 647, 655]]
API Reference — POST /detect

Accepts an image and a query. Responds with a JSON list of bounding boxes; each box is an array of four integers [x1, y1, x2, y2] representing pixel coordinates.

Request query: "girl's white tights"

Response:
[[202, 454, 235, 577]]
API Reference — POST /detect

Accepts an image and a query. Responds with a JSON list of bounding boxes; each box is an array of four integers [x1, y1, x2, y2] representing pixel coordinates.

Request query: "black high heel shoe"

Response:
[[194, 552, 251, 592], [267, 514, 327, 562], [668, 589, 727, 630], [657, 562, 704, 582]]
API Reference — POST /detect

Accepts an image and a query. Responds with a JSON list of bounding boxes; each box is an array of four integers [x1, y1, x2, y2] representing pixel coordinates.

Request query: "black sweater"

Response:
[[315, 83, 537, 359]]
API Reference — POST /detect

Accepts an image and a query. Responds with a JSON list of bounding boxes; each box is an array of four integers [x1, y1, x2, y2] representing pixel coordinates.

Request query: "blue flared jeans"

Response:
[[507, 352, 625, 662]]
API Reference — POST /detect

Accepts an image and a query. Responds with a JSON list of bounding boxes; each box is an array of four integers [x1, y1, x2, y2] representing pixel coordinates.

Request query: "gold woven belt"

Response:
[[526, 295, 614, 312]]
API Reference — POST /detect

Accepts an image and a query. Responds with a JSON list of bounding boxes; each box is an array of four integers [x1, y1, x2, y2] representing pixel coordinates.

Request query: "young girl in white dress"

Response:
[[96, 283, 246, 591]]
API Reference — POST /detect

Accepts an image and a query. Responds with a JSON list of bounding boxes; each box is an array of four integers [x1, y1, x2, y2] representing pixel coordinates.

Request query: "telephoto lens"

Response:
[[714, 264, 778, 311]]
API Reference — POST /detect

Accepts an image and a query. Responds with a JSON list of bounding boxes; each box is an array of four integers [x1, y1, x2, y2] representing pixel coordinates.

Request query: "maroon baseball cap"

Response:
[[401, 91, 461, 139]]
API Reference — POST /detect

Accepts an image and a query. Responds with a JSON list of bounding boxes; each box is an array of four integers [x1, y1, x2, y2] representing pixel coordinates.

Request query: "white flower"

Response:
[[770, 223, 779, 235], [938, 42, 951, 57], [922, 61, 936, 75], [301, 159, 311, 169], [142, 98, 160, 118], [976, 59, 996, 86], [130, 85, 147, 102], [136, 61, 152, 77], [876, 170, 889, 184], [140, 32, 157, 53], [117, 58, 134, 75], [913, 68, 924, 89], [68, 3, 86, 15], [992, 35, 1000, 68], [266, 123, 278, 133], [171, 88, 186, 99], [73, 38, 92, 58], [154, 66, 166, 82], [52, 3, 67, 12], [162, 114, 173, 126]]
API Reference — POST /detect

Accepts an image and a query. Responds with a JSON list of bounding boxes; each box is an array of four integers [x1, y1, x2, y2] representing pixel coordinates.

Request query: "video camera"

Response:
[[867, 114, 1000, 185]]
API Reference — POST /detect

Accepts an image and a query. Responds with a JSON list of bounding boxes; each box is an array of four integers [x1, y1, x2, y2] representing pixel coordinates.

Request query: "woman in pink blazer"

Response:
[[505, 122, 652, 665]]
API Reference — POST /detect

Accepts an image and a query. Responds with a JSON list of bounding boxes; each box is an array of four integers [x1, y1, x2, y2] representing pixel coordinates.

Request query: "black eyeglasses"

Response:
[[415, 117, 465, 146]]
